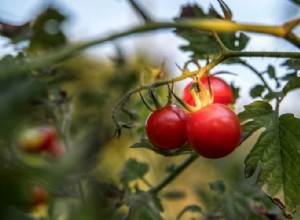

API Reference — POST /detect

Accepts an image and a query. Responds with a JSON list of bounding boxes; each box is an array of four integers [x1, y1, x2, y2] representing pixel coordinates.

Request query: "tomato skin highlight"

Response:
[[146, 105, 188, 150], [183, 76, 234, 106], [187, 104, 241, 159]]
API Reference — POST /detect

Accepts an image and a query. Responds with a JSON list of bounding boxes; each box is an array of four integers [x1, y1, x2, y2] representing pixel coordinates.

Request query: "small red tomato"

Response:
[[30, 185, 48, 207], [19, 126, 57, 152], [183, 76, 234, 106], [187, 104, 241, 159], [146, 105, 188, 150]]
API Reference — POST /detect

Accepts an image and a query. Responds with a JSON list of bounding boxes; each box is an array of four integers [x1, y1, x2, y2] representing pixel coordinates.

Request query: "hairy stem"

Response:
[[150, 153, 198, 194], [228, 51, 300, 59]]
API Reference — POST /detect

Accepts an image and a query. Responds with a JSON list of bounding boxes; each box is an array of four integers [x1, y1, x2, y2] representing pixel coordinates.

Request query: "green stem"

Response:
[[128, 0, 152, 22], [228, 50, 300, 59], [59, 100, 85, 202], [238, 60, 274, 94], [212, 31, 229, 52], [141, 177, 153, 188], [23, 19, 300, 72], [285, 32, 300, 49], [150, 153, 198, 194]]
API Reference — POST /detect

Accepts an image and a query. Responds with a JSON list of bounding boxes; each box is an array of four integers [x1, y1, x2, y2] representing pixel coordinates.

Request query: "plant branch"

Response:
[[127, 0, 152, 22], [211, 31, 229, 52], [150, 153, 199, 194], [228, 50, 300, 59], [283, 17, 300, 32], [57, 100, 85, 202], [283, 17, 300, 48], [141, 177, 153, 188], [23, 18, 300, 72], [111, 47, 300, 131], [285, 32, 300, 49]]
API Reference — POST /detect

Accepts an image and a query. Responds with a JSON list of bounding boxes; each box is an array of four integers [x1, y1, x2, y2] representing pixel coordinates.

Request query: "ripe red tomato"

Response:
[[183, 76, 234, 106], [146, 105, 188, 150], [187, 104, 241, 159]]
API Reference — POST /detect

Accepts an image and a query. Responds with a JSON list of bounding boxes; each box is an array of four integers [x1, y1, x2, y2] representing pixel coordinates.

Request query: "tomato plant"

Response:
[[146, 105, 188, 150], [1, 0, 300, 220], [187, 104, 241, 159], [183, 76, 234, 106]]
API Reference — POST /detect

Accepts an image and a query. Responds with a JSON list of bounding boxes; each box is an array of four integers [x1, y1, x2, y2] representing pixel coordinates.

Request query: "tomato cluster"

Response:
[[19, 125, 65, 158], [145, 76, 241, 159]]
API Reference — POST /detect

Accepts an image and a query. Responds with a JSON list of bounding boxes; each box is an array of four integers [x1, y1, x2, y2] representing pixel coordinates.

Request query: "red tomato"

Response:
[[183, 76, 233, 106], [30, 185, 48, 207], [187, 104, 241, 159], [19, 126, 66, 158], [146, 105, 188, 150], [19, 126, 57, 152]]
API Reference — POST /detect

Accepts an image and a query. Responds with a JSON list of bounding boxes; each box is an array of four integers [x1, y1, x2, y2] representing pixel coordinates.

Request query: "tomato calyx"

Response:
[[189, 76, 214, 110], [177, 61, 215, 112], [182, 72, 234, 112], [139, 84, 174, 112], [141, 85, 189, 150]]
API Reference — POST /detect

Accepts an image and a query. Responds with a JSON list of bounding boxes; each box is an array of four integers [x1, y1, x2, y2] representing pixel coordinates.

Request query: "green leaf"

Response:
[[29, 7, 67, 53], [175, 4, 249, 59], [176, 205, 203, 220], [0, 20, 31, 43], [280, 72, 298, 81], [249, 85, 265, 98], [283, 76, 300, 95], [267, 65, 276, 79], [230, 83, 240, 103], [0, 56, 46, 137], [239, 101, 300, 218], [281, 59, 300, 70], [130, 139, 193, 157], [209, 180, 226, 194], [290, 0, 300, 5], [125, 192, 163, 220], [120, 159, 149, 183]]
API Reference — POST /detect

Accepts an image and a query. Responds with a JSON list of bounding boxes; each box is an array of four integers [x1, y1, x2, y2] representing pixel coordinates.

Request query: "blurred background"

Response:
[[0, 0, 299, 219], [0, 0, 300, 117], [1, 0, 299, 114]]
